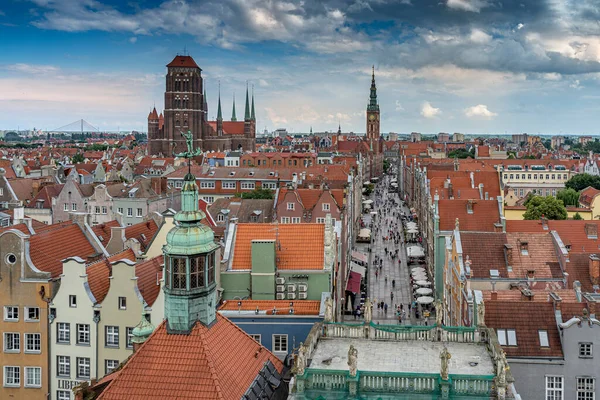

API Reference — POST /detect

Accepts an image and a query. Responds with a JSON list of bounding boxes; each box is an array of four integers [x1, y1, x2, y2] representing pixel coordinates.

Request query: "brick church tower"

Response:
[[366, 66, 383, 177]]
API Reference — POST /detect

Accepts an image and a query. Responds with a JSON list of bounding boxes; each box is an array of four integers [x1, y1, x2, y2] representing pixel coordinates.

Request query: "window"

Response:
[[127, 208, 133, 217], [4, 366, 20, 387], [250, 334, 261, 344], [105, 326, 119, 347], [72, 203, 77, 211], [57, 356, 70, 377], [69, 295, 77, 308], [63, 203, 68, 211], [287, 202, 295, 210], [263, 182, 277, 189], [577, 377, 595, 400], [217, 214, 225, 222], [539, 330, 549, 347], [171, 258, 187, 289], [77, 324, 90, 345], [580, 343, 593, 358], [4, 333, 20, 352], [273, 334, 288, 353], [101, 206, 107, 214], [316, 217, 325, 223], [136, 208, 143, 217], [200, 181, 216, 189], [546, 376, 563, 400], [125, 327, 134, 349], [77, 357, 90, 379], [25, 333, 41, 353], [25, 307, 40, 322], [281, 217, 290, 224], [24, 367, 41, 388], [57, 323, 70, 344], [105, 360, 119, 375], [546, 174, 550, 180], [175, 180, 183, 188], [119, 297, 127, 310], [117, 207, 123, 214], [323, 203, 331, 211], [207, 253, 215, 284], [190, 257, 205, 289], [528, 174, 531, 179], [57, 391, 70, 400], [222, 181, 236, 189], [95, 206, 101, 214], [534, 174, 538, 179], [291, 217, 301, 223], [202, 196, 215, 203], [509, 174, 513, 179], [241, 182, 255, 190], [4, 306, 18, 321], [497, 329, 517, 346], [563, 174, 568, 180]]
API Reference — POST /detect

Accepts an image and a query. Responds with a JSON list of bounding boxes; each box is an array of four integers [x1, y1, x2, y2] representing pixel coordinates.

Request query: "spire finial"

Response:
[[231, 92, 237, 121], [244, 81, 251, 121], [217, 80, 223, 122], [251, 84, 256, 121]]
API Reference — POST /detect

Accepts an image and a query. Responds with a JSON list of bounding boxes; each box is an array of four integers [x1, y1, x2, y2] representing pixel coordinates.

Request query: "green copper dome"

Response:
[[131, 314, 154, 344]]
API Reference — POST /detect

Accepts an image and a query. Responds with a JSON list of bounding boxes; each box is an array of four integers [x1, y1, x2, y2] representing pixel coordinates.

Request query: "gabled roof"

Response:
[[28, 183, 65, 209], [579, 186, 600, 207], [135, 256, 163, 307], [87, 249, 137, 304], [485, 300, 563, 358], [92, 220, 122, 245], [219, 299, 321, 315], [506, 220, 600, 254], [438, 200, 500, 232], [30, 223, 98, 278], [97, 316, 284, 400], [166, 55, 200, 69], [125, 219, 159, 251], [460, 232, 508, 278], [232, 223, 324, 270]]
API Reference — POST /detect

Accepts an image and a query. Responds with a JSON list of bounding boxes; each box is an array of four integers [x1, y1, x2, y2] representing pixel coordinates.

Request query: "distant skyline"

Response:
[[1, 0, 600, 134]]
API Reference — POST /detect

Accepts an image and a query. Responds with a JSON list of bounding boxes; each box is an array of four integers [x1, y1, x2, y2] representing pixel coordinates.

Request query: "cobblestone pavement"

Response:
[[348, 174, 433, 325]]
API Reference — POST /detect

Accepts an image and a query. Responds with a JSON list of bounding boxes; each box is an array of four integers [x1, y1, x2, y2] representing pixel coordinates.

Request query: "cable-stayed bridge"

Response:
[[51, 119, 99, 133]]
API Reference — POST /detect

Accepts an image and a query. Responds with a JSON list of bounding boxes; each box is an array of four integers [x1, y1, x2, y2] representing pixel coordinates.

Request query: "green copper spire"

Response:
[[368, 65, 380, 112], [217, 85, 223, 121], [231, 94, 237, 121], [251, 86, 256, 121], [164, 131, 220, 333], [244, 83, 251, 121]]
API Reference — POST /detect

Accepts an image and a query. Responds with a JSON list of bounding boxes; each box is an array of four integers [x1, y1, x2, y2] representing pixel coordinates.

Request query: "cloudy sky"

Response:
[[1, 0, 600, 134]]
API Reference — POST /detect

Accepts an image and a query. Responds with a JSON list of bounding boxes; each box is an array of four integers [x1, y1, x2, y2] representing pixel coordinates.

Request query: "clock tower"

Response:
[[366, 65, 380, 146]]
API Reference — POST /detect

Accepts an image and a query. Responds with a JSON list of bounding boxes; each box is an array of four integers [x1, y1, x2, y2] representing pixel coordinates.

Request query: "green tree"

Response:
[[556, 188, 580, 207], [72, 153, 85, 164], [240, 188, 274, 199], [383, 159, 390, 174], [447, 148, 473, 159], [573, 212, 583, 220], [523, 195, 568, 220], [565, 173, 600, 191]]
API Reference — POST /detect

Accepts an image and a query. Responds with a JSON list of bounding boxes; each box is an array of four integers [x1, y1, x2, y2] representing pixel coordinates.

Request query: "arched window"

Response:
[[207, 253, 215, 284], [171, 258, 187, 289], [190, 256, 205, 289]]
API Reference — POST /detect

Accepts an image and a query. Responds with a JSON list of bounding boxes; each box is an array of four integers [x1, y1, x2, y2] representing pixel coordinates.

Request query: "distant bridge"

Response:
[[51, 119, 99, 133]]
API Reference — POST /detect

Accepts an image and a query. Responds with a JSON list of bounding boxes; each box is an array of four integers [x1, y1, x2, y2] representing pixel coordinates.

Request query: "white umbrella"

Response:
[[407, 229, 419, 234], [406, 223, 418, 228], [370, 211, 377, 215], [411, 267, 426, 273], [362, 199, 374, 204], [416, 280, 431, 286], [413, 275, 427, 281], [417, 296, 434, 305], [416, 288, 433, 296], [407, 246, 425, 257]]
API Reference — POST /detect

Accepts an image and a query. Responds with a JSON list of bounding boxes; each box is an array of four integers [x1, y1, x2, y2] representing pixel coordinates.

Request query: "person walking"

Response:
[[384, 303, 388, 314], [390, 292, 394, 302]]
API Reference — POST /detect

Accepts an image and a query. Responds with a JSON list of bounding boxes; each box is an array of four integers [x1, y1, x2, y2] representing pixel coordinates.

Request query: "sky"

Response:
[[1, 0, 600, 135]]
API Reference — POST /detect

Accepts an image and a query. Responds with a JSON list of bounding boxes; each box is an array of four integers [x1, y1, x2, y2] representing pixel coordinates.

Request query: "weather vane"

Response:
[[173, 130, 202, 174]]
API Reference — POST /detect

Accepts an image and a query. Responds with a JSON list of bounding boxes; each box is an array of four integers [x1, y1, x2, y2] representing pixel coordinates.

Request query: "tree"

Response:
[[383, 159, 390, 174], [72, 153, 85, 164], [523, 195, 568, 220], [556, 188, 580, 207], [239, 188, 274, 199], [565, 173, 600, 192], [573, 212, 583, 220], [447, 148, 474, 159]]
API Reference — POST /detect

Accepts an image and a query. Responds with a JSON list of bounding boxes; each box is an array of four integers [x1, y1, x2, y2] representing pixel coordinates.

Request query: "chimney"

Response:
[[541, 216, 548, 230], [589, 254, 600, 286], [491, 290, 498, 301], [470, 171, 475, 189], [527, 269, 535, 281], [549, 292, 562, 311], [478, 183, 484, 199], [504, 244, 513, 265], [521, 287, 535, 300], [69, 211, 89, 228], [106, 225, 127, 254]]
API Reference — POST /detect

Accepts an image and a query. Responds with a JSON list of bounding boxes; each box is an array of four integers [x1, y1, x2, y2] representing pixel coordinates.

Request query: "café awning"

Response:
[[350, 262, 366, 278], [346, 271, 362, 293], [351, 250, 368, 263], [407, 246, 425, 257]]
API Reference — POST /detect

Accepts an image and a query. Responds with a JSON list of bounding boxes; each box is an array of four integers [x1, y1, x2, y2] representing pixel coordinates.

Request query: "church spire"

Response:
[[217, 83, 222, 121], [251, 85, 256, 121], [231, 93, 237, 121], [244, 82, 251, 121], [368, 65, 379, 112]]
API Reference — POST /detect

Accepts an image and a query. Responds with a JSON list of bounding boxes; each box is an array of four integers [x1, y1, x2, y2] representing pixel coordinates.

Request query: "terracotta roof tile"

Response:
[[506, 220, 600, 254], [232, 223, 324, 270], [485, 300, 563, 358], [92, 220, 121, 244], [135, 256, 163, 307], [220, 299, 321, 315], [438, 200, 501, 232], [166, 55, 200, 68], [30, 223, 98, 278], [460, 232, 508, 278], [98, 315, 284, 400], [125, 219, 159, 250]]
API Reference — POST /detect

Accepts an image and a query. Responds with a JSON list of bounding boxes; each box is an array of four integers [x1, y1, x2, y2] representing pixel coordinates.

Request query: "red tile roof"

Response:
[[166, 55, 199, 68], [125, 219, 159, 251], [506, 220, 600, 254], [30, 223, 98, 278], [485, 300, 563, 358], [221, 121, 245, 135], [92, 220, 121, 244], [97, 316, 284, 400], [579, 187, 600, 207], [232, 223, 324, 270], [219, 299, 321, 315], [438, 200, 501, 232], [87, 249, 136, 304], [135, 256, 163, 307], [460, 232, 508, 278]]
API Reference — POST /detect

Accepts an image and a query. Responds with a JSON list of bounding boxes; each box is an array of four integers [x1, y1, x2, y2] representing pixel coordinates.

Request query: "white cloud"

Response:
[[4, 63, 60, 74], [570, 79, 583, 89], [446, 0, 489, 13], [464, 104, 497, 119], [264, 107, 288, 125], [395, 100, 404, 111], [469, 28, 491, 44], [258, 79, 269, 87], [421, 101, 441, 118], [129, 37, 137, 44], [517, 23, 524, 30]]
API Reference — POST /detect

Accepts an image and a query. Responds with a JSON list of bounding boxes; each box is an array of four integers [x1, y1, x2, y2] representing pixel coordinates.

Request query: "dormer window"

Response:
[[217, 214, 225, 222], [519, 241, 529, 255], [287, 203, 295, 211]]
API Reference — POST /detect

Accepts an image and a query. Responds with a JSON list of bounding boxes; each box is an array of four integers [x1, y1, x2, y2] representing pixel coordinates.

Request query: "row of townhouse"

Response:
[[22, 172, 180, 227], [0, 215, 167, 400]]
